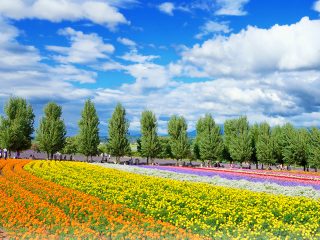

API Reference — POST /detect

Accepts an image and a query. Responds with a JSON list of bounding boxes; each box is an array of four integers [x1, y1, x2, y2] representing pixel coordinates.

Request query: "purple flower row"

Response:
[[141, 166, 320, 190]]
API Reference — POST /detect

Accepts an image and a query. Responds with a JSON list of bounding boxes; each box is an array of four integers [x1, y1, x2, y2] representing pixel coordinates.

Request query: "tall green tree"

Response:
[[283, 128, 310, 171], [107, 103, 130, 163], [309, 127, 320, 171], [191, 140, 201, 162], [256, 122, 275, 169], [78, 99, 100, 162], [250, 123, 259, 169], [157, 137, 172, 159], [61, 136, 78, 159], [279, 123, 296, 167], [0, 97, 35, 155], [224, 116, 252, 167], [140, 110, 160, 165], [168, 115, 189, 163], [196, 114, 222, 164], [36, 102, 66, 159], [271, 125, 285, 167]]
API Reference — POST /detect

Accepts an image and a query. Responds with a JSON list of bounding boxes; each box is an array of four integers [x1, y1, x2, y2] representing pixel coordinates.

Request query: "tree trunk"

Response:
[[256, 162, 258, 170], [47, 152, 50, 160], [315, 167, 317, 172], [303, 164, 306, 171], [86, 155, 89, 162], [261, 164, 264, 170], [147, 156, 149, 165]]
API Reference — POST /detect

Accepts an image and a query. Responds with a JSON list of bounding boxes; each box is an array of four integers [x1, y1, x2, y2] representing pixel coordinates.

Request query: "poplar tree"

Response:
[[158, 137, 172, 159], [280, 123, 296, 167], [61, 136, 78, 158], [271, 125, 285, 167], [309, 127, 320, 171], [107, 103, 130, 163], [250, 123, 259, 168], [224, 116, 252, 167], [224, 118, 238, 155], [196, 114, 222, 164], [0, 97, 35, 155], [78, 99, 100, 162], [256, 122, 275, 169], [140, 110, 160, 165], [283, 128, 310, 171], [168, 115, 189, 163], [36, 102, 66, 159]]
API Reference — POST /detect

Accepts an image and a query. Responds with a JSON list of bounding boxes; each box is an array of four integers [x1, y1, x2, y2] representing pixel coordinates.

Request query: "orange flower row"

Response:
[[0, 159, 203, 239]]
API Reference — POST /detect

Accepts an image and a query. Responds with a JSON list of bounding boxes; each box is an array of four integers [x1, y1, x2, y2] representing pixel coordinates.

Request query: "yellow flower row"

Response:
[[26, 161, 320, 239]]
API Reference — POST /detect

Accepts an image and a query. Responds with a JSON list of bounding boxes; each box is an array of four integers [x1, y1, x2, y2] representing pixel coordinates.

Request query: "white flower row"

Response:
[[94, 163, 320, 199]]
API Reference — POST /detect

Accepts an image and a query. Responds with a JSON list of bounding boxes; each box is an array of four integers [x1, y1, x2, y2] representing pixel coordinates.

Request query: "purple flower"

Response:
[[140, 166, 320, 190]]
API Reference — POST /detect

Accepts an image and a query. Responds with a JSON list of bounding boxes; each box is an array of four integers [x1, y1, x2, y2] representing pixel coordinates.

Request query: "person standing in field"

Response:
[[3, 148, 7, 160], [0, 149, 2, 159]]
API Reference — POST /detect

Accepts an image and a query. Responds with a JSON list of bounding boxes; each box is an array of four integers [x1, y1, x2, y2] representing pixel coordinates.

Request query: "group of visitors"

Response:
[[0, 148, 8, 159]]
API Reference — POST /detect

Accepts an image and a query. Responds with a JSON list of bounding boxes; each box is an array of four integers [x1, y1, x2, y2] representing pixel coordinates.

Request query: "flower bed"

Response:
[[141, 165, 320, 190], [0, 160, 198, 239], [26, 160, 320, 239], [96, 163, 320, 199]]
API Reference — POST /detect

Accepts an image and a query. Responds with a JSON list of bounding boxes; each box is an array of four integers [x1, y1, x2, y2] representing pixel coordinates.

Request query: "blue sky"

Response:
[[1, 0, 320, 135]]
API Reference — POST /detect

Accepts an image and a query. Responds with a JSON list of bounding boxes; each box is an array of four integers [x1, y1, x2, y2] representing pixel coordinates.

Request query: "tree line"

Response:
[[0, 97, 320, 171]]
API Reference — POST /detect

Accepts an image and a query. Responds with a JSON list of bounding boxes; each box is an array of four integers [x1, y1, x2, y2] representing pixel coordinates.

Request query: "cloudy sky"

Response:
[[1, 0, 320, 135]]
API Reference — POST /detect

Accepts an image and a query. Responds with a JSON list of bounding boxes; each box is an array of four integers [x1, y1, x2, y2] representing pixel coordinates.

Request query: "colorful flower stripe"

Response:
[[198, 167, 320, 181], [1, 160, 201, 239], [141, 166, 320, 190], [225, 168, 320, 179], [0, 160, 98, 238], [96, 163, 320, 199], [26, 160, 320, 239]]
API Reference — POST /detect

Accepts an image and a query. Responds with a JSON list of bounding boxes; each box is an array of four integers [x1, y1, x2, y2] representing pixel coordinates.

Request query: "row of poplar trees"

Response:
[[1, 97, 320, 170], [0, 97, 129, 162], [139, 114, 320, 171]]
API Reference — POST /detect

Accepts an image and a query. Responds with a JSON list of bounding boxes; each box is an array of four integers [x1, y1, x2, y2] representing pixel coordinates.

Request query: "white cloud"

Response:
[[117, 37, 137, 47], [93, 69, 320, 133], [121, 62, 171, 92], [47, 27, 115, 64], [195, 21, 231, 39], [0, 18, 95, 101], [314, 0, 320, 12], [0, 17, 41, 70], [177, 17, 320, 78], [90, 72, 303, 133], [158, 2, 175, 16], [102, 61, 125, 71], [0, 0, 129, 29], [215, 0, 249, 16], [170, 0, 249, 16], [119, 50, 159, 63]]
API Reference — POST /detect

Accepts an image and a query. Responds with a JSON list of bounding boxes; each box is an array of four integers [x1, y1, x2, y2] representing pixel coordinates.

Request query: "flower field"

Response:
[[95, 163, 320, 199], [0, 160, 200, 239], [25, 160, 320, 239], [141, 166, 320, 190]]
